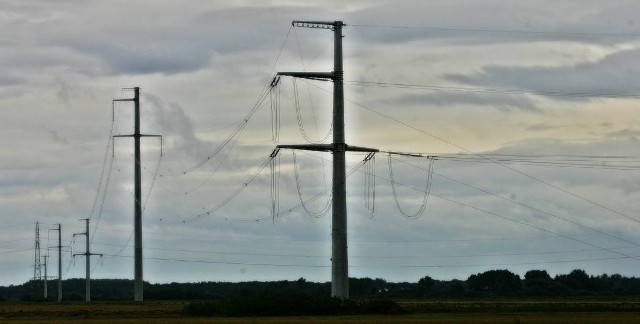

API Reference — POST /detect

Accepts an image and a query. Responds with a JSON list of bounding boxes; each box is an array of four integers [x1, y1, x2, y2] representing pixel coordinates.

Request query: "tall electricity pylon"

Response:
[[33, 222, 41, 281], [51, 223, 62, 302], [113, 87, 162, 302], [73, 218, 102, 302], [42, 255, 48, 299], [276, 20, 378, 300]]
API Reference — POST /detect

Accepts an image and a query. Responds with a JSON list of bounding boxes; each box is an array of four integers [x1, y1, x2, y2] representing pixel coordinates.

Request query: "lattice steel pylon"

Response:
[[33, 222, 42, 281]]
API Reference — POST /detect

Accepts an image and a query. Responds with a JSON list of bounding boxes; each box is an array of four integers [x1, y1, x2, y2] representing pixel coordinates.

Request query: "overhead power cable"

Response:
[[301, 80, 640, 227], [270, 149, 281, 223], [380, 151, 640, 171], [163, 151, 278, 224], [349, 24, 640, 37], [389, 154, 640, 248], [160, 26, 293, 177], [160, 89, 270, 177], [0, 238, 31, 244], [0, 248, 33, 255], [278, 149, 640, 262], [270, 76, 281, 144], [101, 253, 639, 269], [292, 150, 332, 218], [388, 153, 434, 218], [0, 223, 33, 230], [248, 154, 370, 223], [363, 152, 376, 217], [293, 78, 333, 144], [433, 155, 640, 171], [99, 226, 581, 243], [89, 102, 118, 242], [347, 80, 640, 100], [371, 166, 640, 263], [91, 241, 634, 260]]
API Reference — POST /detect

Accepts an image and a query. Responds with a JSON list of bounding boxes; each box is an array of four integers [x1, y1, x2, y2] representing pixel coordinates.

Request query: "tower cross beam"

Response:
[[292, 21, 343, 30]]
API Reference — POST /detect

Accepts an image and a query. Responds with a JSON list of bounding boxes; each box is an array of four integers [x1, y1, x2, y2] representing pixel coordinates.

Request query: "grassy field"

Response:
[[1, 297, 639, 323]]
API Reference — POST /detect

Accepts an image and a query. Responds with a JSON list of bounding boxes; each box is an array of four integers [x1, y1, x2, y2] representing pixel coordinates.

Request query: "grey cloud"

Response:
[[525, 123, 565, 131], [444, 48, 640, 100], [0, 75, 25, 87], [143, 93, 202, 154], [349, 1, 640, 46], [388, 91, 539, 111], [45, 127, 70, 145], [30, 5, 335, 75], [3, 0, 640, 286], [606, 129, 640, 141], [80, 42, 213, 75]]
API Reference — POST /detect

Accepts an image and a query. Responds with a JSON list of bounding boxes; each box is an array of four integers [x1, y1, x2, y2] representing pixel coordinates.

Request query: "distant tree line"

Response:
[[2, 269, 639, 301]]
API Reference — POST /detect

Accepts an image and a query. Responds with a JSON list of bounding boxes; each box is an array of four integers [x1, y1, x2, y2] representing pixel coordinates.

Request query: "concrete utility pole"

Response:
[[113, 87, 162, 302], [51, 224, 62, 301], [42, 255, 48, 299], [276, 20, 377, 300], [73, 218, 102, 302]]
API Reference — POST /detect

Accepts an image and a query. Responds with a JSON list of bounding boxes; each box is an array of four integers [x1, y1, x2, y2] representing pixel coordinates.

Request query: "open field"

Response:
[[1, 298, 639, 323]]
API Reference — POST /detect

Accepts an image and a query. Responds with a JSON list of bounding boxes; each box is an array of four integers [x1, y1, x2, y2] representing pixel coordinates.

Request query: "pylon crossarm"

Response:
[[293, 21, 342, 29], [277, 144, 333, 152], [382, 150, 438, 159], [345, 145, 379, 153], [277, 71, 334, 81]]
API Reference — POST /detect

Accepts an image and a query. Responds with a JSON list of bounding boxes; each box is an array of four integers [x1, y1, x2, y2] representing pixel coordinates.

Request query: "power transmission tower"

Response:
[[50, 224, 63, 301], [113, 87, 162, 302], [73, 218, 102, 302], [42, 255, 48, 299], [276, 20, 378, 300], [33, 222, 42, 281]]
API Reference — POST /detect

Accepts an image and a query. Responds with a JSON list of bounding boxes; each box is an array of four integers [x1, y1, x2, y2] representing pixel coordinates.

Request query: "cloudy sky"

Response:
[[2, 0, 640, 287]]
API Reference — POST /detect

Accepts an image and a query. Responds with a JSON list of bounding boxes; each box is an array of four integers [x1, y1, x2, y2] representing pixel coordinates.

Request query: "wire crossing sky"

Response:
[[1, 0, 640, 285]]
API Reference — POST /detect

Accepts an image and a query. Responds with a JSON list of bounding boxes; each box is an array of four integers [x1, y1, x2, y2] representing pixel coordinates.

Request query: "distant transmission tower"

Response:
[[73, 218, 102, 302], [33, 222, 42, 281]]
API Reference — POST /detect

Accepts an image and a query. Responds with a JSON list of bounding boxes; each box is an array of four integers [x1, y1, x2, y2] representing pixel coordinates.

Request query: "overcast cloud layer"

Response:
[[2, 1, 640, 287]]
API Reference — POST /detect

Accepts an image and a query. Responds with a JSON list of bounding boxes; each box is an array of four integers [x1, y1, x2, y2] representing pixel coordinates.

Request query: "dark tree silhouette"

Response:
[[468, 269, 521, 295]]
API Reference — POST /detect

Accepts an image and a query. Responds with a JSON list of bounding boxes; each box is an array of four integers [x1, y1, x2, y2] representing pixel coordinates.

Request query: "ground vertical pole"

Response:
[[133, 87, 144, 302], [276, 20, 376, 300], [57, 224, 62, 302], [113, 87, 161, 302], [85, 219, 90, 302], [330, 21, 349, 300], [42, 255, 48, 299], [73, 218, 101, 302], [51, 224, 62, 301]]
